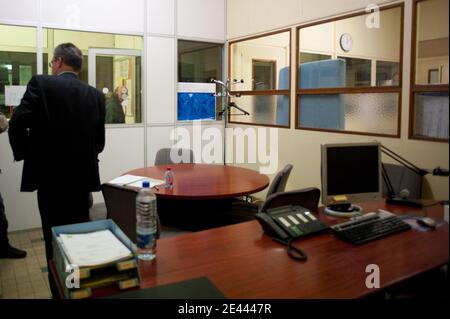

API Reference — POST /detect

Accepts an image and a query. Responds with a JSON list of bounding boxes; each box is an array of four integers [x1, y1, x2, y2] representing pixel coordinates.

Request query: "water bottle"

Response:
[[164, 167, 174, 189], [136, 181, 158, 261]]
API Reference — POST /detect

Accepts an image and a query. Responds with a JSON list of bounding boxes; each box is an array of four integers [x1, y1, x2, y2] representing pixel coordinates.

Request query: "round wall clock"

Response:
[[340, 33, 353, 52]]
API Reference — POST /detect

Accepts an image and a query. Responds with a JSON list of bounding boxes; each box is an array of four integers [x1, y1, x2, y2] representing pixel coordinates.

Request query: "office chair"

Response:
[[154, 148, 194, 165], [236, 164, 294, 213], [382, 163, 423, 199], [101, 183, 161, 240], [265, 164, 294, 199], [260, 187, 321, 213]]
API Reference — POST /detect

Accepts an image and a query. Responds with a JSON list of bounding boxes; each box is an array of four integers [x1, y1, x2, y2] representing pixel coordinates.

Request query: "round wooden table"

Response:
[[126, 163, 270, 200]]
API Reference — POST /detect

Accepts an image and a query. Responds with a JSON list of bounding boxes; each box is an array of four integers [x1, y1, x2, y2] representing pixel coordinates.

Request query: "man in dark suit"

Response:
[[8, 43, 105, 297]]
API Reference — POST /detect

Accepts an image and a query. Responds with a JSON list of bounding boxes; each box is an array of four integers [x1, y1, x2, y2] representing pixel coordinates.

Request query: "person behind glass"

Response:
[[0, 112, 27, 259], [105, 86, 127, 124], [8, 43, 106, 297]]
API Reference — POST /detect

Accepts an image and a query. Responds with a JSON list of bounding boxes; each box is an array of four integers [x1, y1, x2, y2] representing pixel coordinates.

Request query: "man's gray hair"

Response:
[[53, 43, 83, 72]]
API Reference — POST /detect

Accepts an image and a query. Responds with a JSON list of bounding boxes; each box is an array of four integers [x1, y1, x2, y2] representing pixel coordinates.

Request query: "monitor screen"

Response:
[[321, 142, 381, 205]]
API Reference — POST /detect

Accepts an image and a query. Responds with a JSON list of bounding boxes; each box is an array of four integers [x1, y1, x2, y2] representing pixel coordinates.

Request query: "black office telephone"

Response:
[[256, 205, 329, 261]]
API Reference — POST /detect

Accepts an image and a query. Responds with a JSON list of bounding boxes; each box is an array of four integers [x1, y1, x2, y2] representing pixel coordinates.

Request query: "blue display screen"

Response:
[[177, 92, 216, 121]]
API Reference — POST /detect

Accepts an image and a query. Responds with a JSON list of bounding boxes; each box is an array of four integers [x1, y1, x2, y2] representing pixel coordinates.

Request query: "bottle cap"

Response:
[[142, 181, 150, 188]]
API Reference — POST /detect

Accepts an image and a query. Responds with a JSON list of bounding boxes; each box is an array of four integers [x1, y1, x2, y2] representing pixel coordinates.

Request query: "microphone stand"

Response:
[[212, 78, 250, 116], [211, 78, 249, 165], [380, 144, 448, 208]]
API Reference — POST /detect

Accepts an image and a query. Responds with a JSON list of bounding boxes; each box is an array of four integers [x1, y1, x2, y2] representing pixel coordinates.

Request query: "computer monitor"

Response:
[[321, 142, 382, 217]]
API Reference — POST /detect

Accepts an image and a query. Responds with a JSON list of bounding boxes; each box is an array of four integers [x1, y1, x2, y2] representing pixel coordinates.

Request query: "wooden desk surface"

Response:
[[136, 200, 448, 298], [126, 164, 270, 200]]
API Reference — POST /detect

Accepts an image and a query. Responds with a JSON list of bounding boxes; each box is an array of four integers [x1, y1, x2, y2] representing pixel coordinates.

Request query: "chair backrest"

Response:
[[102, 183, 160, 240], [265, 164, 293, 199], [382, 163, 422, 199], [154, 148, 194, 166], [260, 187, 321, 213]]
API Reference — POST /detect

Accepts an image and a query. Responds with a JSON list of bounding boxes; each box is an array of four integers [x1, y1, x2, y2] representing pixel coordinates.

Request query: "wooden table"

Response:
[[134, 200, 448, 298], [126, 164, 270, 200], [51, 200, 448, 299]]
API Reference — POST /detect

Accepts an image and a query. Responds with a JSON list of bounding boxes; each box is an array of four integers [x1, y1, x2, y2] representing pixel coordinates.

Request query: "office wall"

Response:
[[0, 0, 226, 231], [226, 0, 449, 201]]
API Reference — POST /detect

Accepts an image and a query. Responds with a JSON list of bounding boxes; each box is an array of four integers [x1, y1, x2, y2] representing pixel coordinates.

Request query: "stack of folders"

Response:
[[52, 220, 140, 299]]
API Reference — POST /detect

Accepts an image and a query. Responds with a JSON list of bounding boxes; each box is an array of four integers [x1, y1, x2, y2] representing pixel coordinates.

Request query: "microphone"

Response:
[[432, 167, 449, 176], [399, 189, 410, 199], [386, 188, 423, 208]]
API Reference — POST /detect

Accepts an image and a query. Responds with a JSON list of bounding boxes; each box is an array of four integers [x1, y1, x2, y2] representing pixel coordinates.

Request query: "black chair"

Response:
[[101, 183, 161, 241], [265, 164, 294, 199], [260, 187, 321, 213], [382, 163, 422, 199], [240, 164, 293, 211], [154, 148, 194, 165]]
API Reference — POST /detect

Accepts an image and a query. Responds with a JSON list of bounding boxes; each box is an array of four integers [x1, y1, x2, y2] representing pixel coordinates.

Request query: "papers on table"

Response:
[[108, 174, 146, 186], [108, 174, 164, 188], [59, 230, 133, 267]]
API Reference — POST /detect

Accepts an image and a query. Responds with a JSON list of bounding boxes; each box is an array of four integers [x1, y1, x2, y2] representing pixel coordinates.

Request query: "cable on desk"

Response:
[[272, 237, 308, 262]]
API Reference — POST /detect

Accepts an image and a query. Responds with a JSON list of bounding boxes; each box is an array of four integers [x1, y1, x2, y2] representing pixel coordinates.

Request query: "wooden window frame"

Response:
[[228, 29, 291, 128], [295, 3, 404, 138], [409, 0, 449, 142]]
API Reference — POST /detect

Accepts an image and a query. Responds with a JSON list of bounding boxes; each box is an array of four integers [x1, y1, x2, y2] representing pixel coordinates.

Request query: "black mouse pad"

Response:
[[104, 277, 225, 299]]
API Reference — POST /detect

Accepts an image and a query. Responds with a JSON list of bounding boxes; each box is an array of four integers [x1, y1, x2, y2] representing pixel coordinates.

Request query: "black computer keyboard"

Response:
[[330, 211, 412, 245]]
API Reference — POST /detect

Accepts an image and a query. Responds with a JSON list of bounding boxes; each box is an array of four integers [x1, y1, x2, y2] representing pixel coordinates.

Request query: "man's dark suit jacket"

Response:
[[8, 72, 106, 192]]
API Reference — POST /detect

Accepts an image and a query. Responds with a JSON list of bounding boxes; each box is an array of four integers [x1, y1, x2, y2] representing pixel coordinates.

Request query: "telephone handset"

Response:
[[256, 205, 329, 261]]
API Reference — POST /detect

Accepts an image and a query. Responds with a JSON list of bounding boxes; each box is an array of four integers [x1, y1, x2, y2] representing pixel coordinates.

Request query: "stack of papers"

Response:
[[108, 174, 164, 188], [59, 230, 133, 267]]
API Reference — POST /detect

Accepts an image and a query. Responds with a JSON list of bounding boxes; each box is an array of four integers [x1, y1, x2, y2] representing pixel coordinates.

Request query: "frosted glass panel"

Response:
[[344, 94, 398, 134], [413, 92, 449, 139], [298, 93, 398, 135], [229, 95, 289, 126]]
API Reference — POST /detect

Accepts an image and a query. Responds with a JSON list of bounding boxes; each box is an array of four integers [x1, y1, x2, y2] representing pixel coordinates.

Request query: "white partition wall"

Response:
[[0, 134, 41, 232], [177, 0, 226, 41], [41, 0, 145, 34], [175, 123, 225, 164], [0, 0, 226, 231], [98, 127, 146, 183], [147, 37, 176, 125], [0, 0, 39, 24], [148, 0, 176, 35], [147, 126, 176, 166]]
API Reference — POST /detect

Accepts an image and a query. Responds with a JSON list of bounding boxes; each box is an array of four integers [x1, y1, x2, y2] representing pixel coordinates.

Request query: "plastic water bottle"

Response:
[[164, 167, 174, 189], [136, 181, 158, 261]]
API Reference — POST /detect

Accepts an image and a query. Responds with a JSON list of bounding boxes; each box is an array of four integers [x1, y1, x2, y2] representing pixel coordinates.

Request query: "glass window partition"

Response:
[[43, 28, 143, 124]]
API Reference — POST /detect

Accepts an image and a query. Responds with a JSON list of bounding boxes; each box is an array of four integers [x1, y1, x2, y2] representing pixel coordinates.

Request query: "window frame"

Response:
[[228, 28, 292, 128], [295, 3, 404, 138], [409, 0, 449, 142]]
